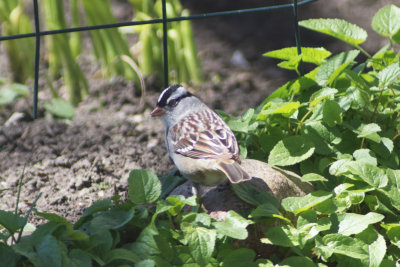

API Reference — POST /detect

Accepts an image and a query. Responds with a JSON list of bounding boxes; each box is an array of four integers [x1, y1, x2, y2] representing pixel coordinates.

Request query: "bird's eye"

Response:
[[168, 99, 178, 107]]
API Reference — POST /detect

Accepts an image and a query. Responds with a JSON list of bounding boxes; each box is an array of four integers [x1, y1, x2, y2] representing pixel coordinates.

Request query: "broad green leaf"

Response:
[[280, 256, 315, 267], [301, 173, 328, 182], [0, 210, 25, 234], [365, 195, 398, 217], [268, 135, 315, 166], [89, 209, 135, 233], [316, 50, 360, 86], [309, 88, 338, 107], [337, 212, 384, 236], [44, 98, 75, 119], [250, 203, 282, 218], [282, 191, 332, 215], [263, 75, 316, 102], [381, 224, 400, 248], [125, 225, 159, 259], [370, 137, 394, 158], [257, 101, 300, 120], [353, 149, 377, 166], [36, 235, 62, 267], [299, 18, 367, 46], [0, 83, 29, 105], [382, 169, 400, 211], [232, 182, 280, 208], [182, 224, 216, 265], [318, 234, 369, 261], [262, 226, 296, 247], [264, 47, 331, 65], [346, 161, 388, 188], [355, 123, 382, 143], [136, 259, 156, 267], [322, 99, 342, 126], [377, 62, 400, 88], [213, 211, 252, 240], [277, 54, 302, 72], [75, 198, 114, 229], [104, 248, 141, 264], [368, 231, 386, 267], [371, 4, 400, 37], [220, 248, 256, 267], [129, 169, 161, 204], [228, 108, 254, 133], [68, 249, 92, 267], [0, 243, 15, 267]]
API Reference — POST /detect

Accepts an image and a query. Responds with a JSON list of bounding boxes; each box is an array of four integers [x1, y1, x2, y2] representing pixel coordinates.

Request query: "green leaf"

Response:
[[104, 248, 141, 264], [0, 210, 25, 234], [382, 169, 400, 211], [220, 248, 256, 267], [44, 98, 75, 119], [228, 108, 254, 133], [75, 198, 114, 228], [264, 47, 331, 65], [129, 169, 161, 204], [280, 256, 316, 267], [257, 101, 300, 120], [278, 55, 303, 72], [89, 209, 135, 233], [0, 243, 16, 267], [368, 231, 386, 267], [232, 182, 280, 208], [346, 161, 388, 188], [251, 202, 282, 218], [213, 211, 252, 240], [0, 83, 29, 105], [381, 224, 400, 248], [302, 173, 328, 182], [337, 212, 385, 236], [355, 123, 382, 143], [182, 224, 216, 265], [377, 62, 400, 88], [317, 234, 369, 261], [353, 149, 377, 166], [282, 191, 333, 215], [262, 226, 296, 247], [36, 235, 62, 267], [316, 50, 360, 86], [268, 135, 315, 166], [322, 99, 342, 126], [67, 249, 92, 267], [299, 18, 367, 46], [371, 4, 400, 37], [136, 259, 156, 267]]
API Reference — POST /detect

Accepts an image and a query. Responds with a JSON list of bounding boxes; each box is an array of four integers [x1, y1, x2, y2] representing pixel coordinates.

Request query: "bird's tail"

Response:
[[218, 161, 251, 183]]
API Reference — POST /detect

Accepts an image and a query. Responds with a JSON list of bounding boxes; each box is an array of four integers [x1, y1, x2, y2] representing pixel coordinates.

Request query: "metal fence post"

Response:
[[33, 0, 41, 119], [162, 0, 169, 88]]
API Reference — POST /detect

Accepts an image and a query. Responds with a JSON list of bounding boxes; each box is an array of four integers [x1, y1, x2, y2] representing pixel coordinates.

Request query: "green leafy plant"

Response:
[[129, 0, 203, 84], [221, 4, 400, 265], [0, 0, 35, 83], [42, 0, 89, 107], [80, 0, 140, 82]]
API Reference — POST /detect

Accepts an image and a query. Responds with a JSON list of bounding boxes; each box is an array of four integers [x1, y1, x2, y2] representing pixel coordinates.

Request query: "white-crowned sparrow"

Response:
[[151, 84, 250, 186]]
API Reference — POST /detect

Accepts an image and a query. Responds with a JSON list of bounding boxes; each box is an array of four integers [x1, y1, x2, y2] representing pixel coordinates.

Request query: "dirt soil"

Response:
[[0, 0, 390, 225]]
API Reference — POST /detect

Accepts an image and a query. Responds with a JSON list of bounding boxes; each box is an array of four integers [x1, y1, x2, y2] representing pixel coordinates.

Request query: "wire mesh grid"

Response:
[[0, 0, 319, 118]]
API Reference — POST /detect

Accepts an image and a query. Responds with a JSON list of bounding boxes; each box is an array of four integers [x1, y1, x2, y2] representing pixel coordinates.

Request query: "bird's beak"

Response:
[[151, 106, 166, 117]]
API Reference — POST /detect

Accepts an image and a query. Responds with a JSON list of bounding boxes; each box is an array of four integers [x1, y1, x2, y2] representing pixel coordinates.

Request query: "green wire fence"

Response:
[[0, 0, 319, 119]]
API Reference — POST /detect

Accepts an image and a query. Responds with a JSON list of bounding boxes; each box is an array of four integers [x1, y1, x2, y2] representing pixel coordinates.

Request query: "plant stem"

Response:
[[355, 44, 371, 58], [295, 109, 312, 135]]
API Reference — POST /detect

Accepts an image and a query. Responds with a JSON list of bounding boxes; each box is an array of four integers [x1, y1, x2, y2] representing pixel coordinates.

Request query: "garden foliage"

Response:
[[1, 4, 400, 267]]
